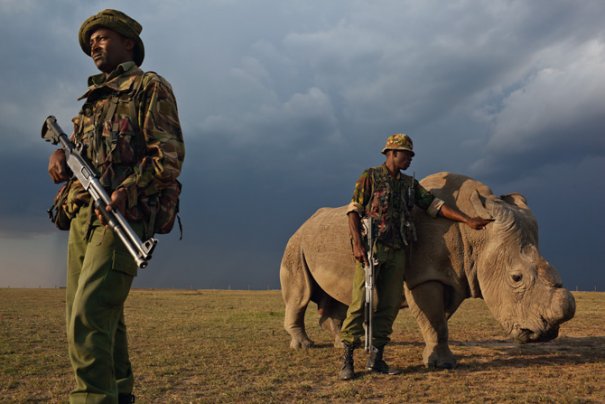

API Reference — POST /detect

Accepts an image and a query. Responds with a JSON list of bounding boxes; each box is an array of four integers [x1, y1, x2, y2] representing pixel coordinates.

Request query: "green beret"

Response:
[[79, 9, 145, 66]]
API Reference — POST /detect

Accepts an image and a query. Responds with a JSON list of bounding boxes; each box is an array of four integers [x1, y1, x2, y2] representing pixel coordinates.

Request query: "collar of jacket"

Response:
[[78, 61, 141, 100], [378, 163, 402, 180]]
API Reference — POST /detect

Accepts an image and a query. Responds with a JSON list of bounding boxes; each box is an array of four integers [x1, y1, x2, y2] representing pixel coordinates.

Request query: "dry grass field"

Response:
[[0, 288, 603, 403]]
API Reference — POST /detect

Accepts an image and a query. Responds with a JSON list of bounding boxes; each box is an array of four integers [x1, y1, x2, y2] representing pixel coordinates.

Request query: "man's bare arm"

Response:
[[438, 204, 494, 230], [348, 212, 369, 265]]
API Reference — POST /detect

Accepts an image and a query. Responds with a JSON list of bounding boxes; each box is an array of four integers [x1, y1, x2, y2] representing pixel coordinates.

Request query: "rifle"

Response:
[[363, 217, 378, 352], [401, 171, 417, 247], [42, 115, 157, 269]]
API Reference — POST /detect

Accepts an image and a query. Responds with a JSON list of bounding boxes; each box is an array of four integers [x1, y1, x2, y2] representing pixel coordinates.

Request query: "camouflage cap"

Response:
[[79, 9, 145, 66], [381, 133, 414, 155]]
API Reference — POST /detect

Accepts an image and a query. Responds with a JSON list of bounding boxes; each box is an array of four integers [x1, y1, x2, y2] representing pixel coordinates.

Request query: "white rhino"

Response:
[[280, 172, 576, 368]]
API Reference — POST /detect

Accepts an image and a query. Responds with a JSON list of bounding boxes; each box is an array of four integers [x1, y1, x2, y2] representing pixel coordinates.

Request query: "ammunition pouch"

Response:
[[155, 180, 181, 235], [138, 180, 182, 237], [48, 179, 75, 231]]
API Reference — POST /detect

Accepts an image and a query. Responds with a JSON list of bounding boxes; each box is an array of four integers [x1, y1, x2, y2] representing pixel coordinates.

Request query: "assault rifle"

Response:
[[42, 116, 157, 269], [363, 217, 378, 352]]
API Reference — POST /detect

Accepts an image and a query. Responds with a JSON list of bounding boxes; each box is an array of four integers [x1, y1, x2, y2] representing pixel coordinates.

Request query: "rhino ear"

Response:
[[470, 190, 495, 219], [500, 193, 529, 209]]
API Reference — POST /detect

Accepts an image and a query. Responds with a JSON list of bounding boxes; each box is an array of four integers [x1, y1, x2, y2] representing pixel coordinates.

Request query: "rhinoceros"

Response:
[[280, 172, 576, 368]]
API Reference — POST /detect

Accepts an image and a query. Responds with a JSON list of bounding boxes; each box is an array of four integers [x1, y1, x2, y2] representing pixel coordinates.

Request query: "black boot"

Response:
[[366, 346, 402, 375], [118, 393, 135, 404], [339, 343, 356, 380]]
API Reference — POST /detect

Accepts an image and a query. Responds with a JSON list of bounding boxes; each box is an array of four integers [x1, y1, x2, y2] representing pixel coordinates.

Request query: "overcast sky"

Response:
[[0, 0, 603, 291]]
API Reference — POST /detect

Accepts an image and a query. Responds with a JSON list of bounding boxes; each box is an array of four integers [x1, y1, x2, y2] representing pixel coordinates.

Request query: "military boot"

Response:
[[366, 346, 402, 375], [118, 393, 135, 403], [339, 343, 356, 380]]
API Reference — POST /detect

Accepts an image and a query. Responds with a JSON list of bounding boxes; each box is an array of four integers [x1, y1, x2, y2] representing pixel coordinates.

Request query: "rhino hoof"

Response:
[[432, 361, 456, 370], [290, 339, 315, 349], [426, 357, 457, 369], [424, 346, 457, 369]]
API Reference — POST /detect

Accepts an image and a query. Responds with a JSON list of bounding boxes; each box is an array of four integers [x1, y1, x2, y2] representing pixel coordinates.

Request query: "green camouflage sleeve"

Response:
[[119, 74, 185, 208], [346, 169, 372, 216], [414, 179, 444, 217]]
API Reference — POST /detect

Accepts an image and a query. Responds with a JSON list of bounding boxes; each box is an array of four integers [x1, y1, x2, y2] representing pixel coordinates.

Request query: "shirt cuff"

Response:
[[427, 198, 445, 218], [346, 201, 363, 216]]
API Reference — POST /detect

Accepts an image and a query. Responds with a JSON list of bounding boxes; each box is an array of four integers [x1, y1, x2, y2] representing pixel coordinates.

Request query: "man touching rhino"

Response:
[[339, 133, 492, 380]]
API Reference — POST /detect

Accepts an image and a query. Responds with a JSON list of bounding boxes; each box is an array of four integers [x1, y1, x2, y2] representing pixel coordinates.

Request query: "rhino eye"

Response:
[[511, 274, 523, 283]]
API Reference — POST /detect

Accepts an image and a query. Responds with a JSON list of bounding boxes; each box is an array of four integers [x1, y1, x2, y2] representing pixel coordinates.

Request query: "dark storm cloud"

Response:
[[1, 0, 604, 290], [471, 42, 605, 181], [0, 144, 56, 237]]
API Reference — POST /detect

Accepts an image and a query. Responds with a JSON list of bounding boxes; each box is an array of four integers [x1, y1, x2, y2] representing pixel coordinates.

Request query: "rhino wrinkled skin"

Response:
[[280, 172, 576, 368]]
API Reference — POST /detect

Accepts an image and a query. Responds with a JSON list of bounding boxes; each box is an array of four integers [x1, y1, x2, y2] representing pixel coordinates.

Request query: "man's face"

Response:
[[89, 28, 134, 73], [392, 150, 414, 170]]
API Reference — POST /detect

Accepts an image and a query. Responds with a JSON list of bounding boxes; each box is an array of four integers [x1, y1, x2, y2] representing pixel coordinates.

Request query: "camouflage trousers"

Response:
[[340, 243, 406, 348], [66, 205, 141, 404]]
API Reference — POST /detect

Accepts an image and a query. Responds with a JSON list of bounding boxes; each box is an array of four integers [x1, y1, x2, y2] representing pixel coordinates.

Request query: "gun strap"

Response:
[[176, 213, 183, 240]]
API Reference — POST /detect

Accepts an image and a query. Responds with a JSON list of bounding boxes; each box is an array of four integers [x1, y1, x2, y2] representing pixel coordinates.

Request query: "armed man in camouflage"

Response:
[[47, 9, 185, 403], [339, 134, 491, 380]]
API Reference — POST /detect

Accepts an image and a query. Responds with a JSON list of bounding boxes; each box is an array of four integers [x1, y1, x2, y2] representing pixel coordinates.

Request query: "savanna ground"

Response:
[[0, 289, 603, 403]]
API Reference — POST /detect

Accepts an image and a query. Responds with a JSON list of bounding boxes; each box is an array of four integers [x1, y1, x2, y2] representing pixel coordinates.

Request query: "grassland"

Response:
[[0, 289, 603, 403]]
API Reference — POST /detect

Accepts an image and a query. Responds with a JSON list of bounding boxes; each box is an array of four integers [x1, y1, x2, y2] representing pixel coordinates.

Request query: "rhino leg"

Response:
[[316, 291, 348, 348], [284, 303, 314, 349], [405, 281, 457, 369], [280, 236, 315, 349]]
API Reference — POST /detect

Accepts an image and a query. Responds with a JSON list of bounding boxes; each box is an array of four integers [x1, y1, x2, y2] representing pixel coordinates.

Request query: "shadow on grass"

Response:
[[283, 333, 605, 378], [346, 364, 438, 379], [336, 336, 605, 376], [452, 336, 605, 370], [309, 340, 425, 350], [310, 342, 337, 349]]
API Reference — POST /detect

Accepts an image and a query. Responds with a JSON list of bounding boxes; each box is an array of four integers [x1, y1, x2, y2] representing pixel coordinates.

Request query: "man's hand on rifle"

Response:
[[48, 149, 72, 183], [352, 240, 369, 267], [95, 188, 128, 226]]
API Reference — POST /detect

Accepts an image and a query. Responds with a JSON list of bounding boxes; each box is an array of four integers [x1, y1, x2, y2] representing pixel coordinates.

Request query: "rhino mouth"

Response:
[[513, 324, 560, 343]]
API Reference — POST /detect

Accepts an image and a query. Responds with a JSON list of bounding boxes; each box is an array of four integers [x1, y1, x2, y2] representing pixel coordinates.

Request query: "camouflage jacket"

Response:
[[65, 62, 185, 223], [346, 164, 444, 248]]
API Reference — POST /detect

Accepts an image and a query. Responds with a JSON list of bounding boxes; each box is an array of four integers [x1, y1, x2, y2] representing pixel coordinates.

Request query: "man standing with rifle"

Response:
[[46, 9, 184, 403], [339, 134, 491, 380]]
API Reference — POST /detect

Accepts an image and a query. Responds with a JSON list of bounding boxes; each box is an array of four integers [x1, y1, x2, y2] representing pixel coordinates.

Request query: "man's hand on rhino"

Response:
[[466, 217, 494, 230], [439, 204, 493, 230]]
